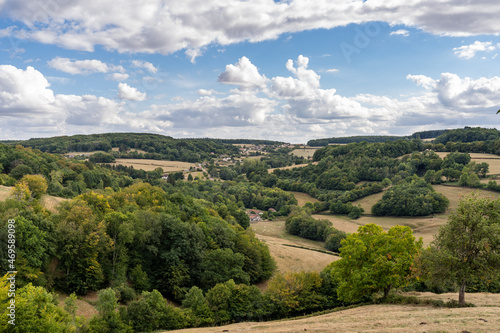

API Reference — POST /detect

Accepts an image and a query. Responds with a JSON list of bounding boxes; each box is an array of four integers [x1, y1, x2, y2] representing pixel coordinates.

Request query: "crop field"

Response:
[[167, 292, 500, 333], [110, 159, 196, 172]]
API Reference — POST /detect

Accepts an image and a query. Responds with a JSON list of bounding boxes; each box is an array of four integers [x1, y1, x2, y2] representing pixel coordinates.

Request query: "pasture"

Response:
[[268, 161, 318, 173], [167, 296, 500, 333], [0, 185, 11, 201], [334, 185, 500, 246], [110, 159, 196, 172], [251, 219, 338, 276], [287, 191, 319, 206], [291, 148, 319, 158], [435, 152, 500, 175]]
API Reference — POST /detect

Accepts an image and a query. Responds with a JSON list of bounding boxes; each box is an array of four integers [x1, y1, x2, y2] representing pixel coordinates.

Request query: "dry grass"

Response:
[[251, 219, 338, 277], [0, 185, 11, 201], [435, 152, 500, 175], [40, 194, 68, 213], [57, 293, 98, 319], [291, 148, 319, 158], [287, 191, 319, 206], [330, 185, 500, 246], [268, 162, 318, 173], [110, 159, 195, 172], [166, 302, 500, 333]]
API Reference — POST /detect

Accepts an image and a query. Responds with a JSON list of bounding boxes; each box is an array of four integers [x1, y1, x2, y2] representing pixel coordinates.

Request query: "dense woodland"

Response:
[[1, 127, 500, 332]]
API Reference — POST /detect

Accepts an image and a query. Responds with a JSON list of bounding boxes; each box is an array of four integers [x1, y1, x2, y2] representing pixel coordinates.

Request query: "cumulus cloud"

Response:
[[47, 57, 125, 75], [131, 60, 158, 73], [0, 65, 56, 115], [2, 0, 500, 60], [218, 56, 268, 90], [117, 83, 147, 101], [0, 65, 126, 138], [453, 41, 496, 59]]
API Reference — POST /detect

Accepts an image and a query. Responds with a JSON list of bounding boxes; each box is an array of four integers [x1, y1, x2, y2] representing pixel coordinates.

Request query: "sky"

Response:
[[0, 0, 499, 143]]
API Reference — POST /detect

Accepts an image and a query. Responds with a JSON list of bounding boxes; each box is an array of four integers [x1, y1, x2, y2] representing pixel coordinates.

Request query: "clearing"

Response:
[[166, 292, 500, 333], [0, 185, 68, 213], [287, 191, 319, 206], [251, 219, 338, 276], [324, 185, 500, 246], [109, 159, 196, 172], [435, 152, 500, 175], [290, 148, 320, 158]]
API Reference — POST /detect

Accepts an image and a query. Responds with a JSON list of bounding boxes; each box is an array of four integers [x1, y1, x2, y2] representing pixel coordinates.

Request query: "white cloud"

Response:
[[390, 29, 409, 37], [0, 65, 56, 115], [131, 60, 158, 73], [47, 57, 125, 75], [218, 56, 268, 90], [2, 60, 500, 143], [453, 41, 496, 59], [0, 65, 125, 138], [325, 68, 339, 73], [2, 0, 500, 60], [106, 73, 130, 81], [117, 83, 147, 101]]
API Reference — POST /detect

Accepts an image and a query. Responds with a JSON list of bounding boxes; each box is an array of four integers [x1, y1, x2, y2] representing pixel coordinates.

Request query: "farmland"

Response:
[[109, 158, 196, 172], [167, 300, 500, 333], [251, 219, 339, 276]]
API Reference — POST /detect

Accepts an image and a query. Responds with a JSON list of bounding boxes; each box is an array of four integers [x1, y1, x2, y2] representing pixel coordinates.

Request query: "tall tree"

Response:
[[332, 224, 422, 302], [419, 193, 500, 306]]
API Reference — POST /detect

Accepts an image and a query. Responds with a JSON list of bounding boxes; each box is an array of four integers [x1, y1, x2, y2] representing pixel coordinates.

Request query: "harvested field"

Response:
[[166, 302, 500, 333], [109, 159, 195, 172]]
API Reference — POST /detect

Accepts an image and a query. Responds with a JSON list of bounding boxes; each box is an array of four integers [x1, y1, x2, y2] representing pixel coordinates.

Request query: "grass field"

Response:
[[330, 185, 500, 246], [291, 148, 319, 158], [167, 295, 500, 333], [287, 191, 319, 206], [40, 194, 68, 213], [251, 219, 339, 277], [110, 159, 196, 172], [0, 185, 11, 201], [435, 152, 500, 175], [268, 161, 318, 173]]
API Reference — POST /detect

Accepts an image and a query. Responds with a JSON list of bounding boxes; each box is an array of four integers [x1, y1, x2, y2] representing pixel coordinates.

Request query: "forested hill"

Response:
[[307, 129, 450, 146], [5, 133, 240, 162]]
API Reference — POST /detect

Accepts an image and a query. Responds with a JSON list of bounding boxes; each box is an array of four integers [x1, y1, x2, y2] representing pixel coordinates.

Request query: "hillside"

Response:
[[166, 293, 500, 333]]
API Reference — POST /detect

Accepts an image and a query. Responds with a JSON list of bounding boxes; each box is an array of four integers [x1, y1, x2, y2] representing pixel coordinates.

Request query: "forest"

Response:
[[1, 126, 500, 332]]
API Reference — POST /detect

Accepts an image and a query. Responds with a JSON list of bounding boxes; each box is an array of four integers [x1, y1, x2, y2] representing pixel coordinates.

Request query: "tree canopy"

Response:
[[419, 193, 500, 306], [332, 224, 422, 302]]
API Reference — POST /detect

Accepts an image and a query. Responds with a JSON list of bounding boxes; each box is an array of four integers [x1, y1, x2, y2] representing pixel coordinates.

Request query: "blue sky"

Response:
[[0, 0, 499, 143]]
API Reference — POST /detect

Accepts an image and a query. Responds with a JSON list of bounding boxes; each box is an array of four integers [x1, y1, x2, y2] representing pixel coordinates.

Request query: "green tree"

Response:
[[332, 224, 422, 302], [0, 280, 75, 333], [419, 194, 500, 306], [200, 248, 250, 289]]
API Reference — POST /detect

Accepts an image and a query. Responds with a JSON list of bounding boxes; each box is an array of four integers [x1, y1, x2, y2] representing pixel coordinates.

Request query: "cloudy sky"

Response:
[[0, 0, 499, 143]]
